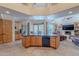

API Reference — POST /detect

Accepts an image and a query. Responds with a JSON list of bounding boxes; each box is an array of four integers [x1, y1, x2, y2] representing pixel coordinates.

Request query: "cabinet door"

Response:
[[30, 36, 36, 46], [36, 36, 42, 47], [22, 38, 26, 47], [0, 20, 3, 44], [50, 36, 60, 49], [0, 36, 3, 44], [0, 20, 3, 34], [55, 37, 60, 48], [22, 37, 30, 48], [50, 37, 56, 48], [16, 34, 22, 40], [3, 20, 12, 43], [15, 34, 20, 40]]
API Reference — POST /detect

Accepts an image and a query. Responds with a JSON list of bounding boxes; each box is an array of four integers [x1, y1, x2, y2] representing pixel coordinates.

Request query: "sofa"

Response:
[[71, 36, 79, 47]]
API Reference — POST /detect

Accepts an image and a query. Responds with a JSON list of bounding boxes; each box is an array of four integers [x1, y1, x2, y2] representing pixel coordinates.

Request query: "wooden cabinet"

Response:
[[22, 36, 42, 47], [50, 36, 60, 49], [30, 36, 36, 46], [0, 19, 12, 44], [22, 36, 30, 48], [0, 36, 3, 44], [36, 36, 42, 47], [0, 20, 3, 44], [3, 20, 12, 43], [15, 34, 20, 40], [15, 34, 23, 40], [22, 36, 60, 49], [30, 36, 42, 46]]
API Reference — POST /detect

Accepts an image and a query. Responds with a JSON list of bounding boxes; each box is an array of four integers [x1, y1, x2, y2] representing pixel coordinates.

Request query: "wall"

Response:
[[54, 14, 79, 36]]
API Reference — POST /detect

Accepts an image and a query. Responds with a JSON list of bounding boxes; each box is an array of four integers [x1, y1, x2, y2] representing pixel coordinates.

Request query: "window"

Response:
[[33, 25, 38, 35], [47, 23, 55, 36], [33, 24, 44, 35]]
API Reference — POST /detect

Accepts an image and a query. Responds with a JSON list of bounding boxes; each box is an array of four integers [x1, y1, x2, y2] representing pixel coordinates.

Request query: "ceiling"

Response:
[[0, 3, 79, 16], [0, 3, 79, 21], [0, 6, 29, 17], [53, 6, 79, 18]]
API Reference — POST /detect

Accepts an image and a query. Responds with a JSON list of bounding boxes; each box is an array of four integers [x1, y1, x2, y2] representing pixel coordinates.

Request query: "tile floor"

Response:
[[0, 40, 79, 56]]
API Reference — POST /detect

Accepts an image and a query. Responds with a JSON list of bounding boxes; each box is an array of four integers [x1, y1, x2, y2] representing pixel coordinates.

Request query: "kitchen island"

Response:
[[22, 35, 60, 49]]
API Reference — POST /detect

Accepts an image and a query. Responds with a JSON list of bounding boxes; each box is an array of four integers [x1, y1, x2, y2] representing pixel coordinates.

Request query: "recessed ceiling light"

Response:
[[6, 11, 10, 14], [69, 11, 72, 14], [32, 3, 48, 8], [51, 3, 57, 6], [22, 3, 28, 6]]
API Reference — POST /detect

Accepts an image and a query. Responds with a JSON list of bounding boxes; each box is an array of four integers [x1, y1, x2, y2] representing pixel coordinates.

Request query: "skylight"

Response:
[[32, 16, 46, 20], [32, 3, 48, 8], [47, 15, 54, 20], [32, 15, 55, 20]]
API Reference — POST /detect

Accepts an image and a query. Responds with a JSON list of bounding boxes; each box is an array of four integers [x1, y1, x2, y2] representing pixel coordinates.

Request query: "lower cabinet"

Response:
[[30, 36, 36, 46], [0, 36, 3, 44], [22, 36, 30, 48], [15, 34, 22, 40], [22, 36, 60, 49], [36, 36, 42, 47], [30, 36, 42, 47], [50, 36, 60, 49], [0, 39, 3, 44]]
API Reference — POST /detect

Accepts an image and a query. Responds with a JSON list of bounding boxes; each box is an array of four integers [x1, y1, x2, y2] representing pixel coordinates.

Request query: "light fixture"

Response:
[[51, 3, 57, 6], [69, 11, 72, 14], [6, 11, 10, 14], [22, 3, 28, 6]]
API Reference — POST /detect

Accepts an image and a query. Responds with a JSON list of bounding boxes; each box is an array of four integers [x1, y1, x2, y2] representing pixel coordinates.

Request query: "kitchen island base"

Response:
[[22, 36, 60, 49]]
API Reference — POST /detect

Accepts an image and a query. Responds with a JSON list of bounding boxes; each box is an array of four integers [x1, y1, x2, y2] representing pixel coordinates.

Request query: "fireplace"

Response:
[[65, 31, 71, 35]]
